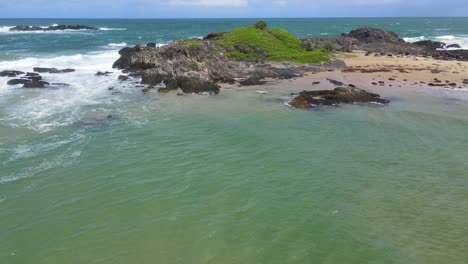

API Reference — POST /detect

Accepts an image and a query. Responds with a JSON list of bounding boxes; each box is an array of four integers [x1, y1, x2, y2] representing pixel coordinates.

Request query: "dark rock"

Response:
[[7, 79, 31, 85], [239, 77, 267, 86], [50, 83, 70, 87], [146, 43, 157, 48], [290, 87, 389, 108], [118, 75, 130, 81], [10, 24, 98, 32], [289, 95, 311, 109], [431, 69, 442, 74], [446, 44, 461, 49], [346, 28, 404, 44], [33, 67, 75, 73], [26, 72, 40, 77], [0, 70, 24, 77], [23, 81, 49, 88], [413, 40, 446, 51], [96, 71, 112, 76], [327, 78, 344, 86], [24, 76, 42, 81], [312, 81, 320, 85], [177, 76, 220, 94], [203, 32, 226, 40]]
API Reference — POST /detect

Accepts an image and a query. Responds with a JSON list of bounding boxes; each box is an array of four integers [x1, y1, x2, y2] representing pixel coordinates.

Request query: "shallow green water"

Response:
[[1, 17, 468, 263], [1, 86, 468, 263]]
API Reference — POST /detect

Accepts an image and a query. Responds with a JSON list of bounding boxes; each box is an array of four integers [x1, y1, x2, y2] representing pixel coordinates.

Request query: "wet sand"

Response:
[[221, 51, 468, 94]]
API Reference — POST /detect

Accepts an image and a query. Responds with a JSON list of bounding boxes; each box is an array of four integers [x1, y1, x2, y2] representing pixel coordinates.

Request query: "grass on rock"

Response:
[[216, 26, 330, 64]]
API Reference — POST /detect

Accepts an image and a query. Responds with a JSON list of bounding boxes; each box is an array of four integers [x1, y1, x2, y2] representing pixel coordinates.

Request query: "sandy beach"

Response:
[[222, 51, 468, 95]]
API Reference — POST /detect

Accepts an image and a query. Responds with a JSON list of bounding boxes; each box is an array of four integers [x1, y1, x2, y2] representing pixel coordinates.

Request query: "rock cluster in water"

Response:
[[10, 25, 98, 32], [1, 68, 76, 88], [289, 87, 390, 108]]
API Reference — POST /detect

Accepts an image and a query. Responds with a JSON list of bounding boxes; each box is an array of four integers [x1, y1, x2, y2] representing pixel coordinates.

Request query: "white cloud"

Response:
[[168, 0, 248, 7]]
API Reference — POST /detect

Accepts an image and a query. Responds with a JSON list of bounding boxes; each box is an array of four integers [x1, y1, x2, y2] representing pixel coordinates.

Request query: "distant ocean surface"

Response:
[[1, 18, 468, 264]]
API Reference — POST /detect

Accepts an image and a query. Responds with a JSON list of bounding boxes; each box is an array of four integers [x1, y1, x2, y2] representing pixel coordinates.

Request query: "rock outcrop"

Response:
[[302, 27, 468, 60], [10, 25, 98, 32], [289, 87, 389, 108], [113, 38, 341, 94]]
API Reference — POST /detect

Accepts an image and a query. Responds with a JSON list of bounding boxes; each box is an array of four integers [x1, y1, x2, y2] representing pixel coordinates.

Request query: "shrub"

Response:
[[254, 21, 268, 30], [216, 26, 330, 64], [323, 43, 334, 52]]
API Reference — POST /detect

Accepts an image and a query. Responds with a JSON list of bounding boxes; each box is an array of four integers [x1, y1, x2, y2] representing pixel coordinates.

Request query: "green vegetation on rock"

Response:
[[216, 22, 330, 64], [254, 20, 268, 30], [178, 38, 201, 47]]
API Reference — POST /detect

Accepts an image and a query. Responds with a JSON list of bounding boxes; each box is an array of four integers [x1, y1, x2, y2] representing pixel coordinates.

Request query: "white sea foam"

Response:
[[108, 42, 127, 47], [0, 26, 13, 33], [0, 50, 128, 132], [403, 35, 468, 50], [403, 36, 426, 43]]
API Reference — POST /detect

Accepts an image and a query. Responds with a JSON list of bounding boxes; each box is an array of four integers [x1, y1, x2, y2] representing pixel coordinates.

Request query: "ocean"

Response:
[[1, 18, 468, 263]]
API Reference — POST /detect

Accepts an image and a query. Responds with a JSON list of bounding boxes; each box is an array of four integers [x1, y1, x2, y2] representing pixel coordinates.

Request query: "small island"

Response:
[[112, 21, 468, 107]]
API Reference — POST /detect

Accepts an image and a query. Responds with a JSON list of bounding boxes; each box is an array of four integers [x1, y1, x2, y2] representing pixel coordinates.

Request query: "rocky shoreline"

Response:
[[2, 24, 468, 108]]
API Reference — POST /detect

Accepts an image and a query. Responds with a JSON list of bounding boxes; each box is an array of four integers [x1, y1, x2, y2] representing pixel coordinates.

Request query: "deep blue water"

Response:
[[1, 18, 468, 58]]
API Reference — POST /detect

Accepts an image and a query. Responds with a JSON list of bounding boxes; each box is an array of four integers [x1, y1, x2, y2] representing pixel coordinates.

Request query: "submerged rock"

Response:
[[289, 87, 389, 108]]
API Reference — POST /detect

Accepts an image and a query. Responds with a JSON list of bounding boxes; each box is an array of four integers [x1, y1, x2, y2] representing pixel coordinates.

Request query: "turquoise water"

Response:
[[1, 19, 468, 263]]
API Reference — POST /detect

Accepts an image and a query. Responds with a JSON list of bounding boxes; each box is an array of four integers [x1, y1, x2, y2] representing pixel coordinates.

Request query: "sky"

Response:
[[0, 0, 467, 18]]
